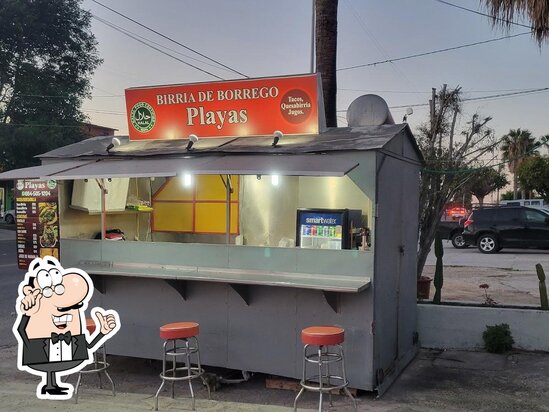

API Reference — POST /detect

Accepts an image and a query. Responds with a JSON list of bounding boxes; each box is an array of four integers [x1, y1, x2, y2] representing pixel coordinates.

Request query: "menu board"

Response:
[[15, 179, 60, 269]]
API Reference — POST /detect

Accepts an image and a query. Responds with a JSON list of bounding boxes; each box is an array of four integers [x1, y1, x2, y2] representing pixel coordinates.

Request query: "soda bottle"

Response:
[[311, 225, 317, 236]]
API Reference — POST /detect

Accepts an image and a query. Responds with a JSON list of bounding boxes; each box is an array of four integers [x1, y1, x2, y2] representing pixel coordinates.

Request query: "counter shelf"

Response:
[[78, 259, 370, 312]]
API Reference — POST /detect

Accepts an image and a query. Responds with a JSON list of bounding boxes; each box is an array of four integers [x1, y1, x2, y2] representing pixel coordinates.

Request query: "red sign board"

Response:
[[15, 179, 60, 269], [125, 73, 323, 140]]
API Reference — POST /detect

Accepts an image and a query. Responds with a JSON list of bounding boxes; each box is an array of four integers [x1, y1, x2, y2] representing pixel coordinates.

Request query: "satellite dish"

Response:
[[346, 94, 395, 127]]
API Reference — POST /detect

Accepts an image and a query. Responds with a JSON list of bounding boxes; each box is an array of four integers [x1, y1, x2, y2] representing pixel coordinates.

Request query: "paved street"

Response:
[[0, 229, 24, 349], [424, 241, 548, 305], [426, 241, 549, 271]]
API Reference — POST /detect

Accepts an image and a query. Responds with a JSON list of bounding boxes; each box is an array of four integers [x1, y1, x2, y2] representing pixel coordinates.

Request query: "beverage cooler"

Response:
[[296, 208, 362, 250]]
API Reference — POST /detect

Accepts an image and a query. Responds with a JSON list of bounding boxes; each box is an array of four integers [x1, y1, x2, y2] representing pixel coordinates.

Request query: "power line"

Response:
[[342, 0, 417, 90], [339, 87, 542, 94], [338, 31, 530, 72], [0, 123, 83, 128], [13, 93, 123, 98], [390, 87, 549, 109], [90, 0, 248, 78], [82, 109, 126, 115], [92, 15, 238, 76], [337, 87, 549, 112], [92, 15, 224, 81], [432, 0, 532, 29]]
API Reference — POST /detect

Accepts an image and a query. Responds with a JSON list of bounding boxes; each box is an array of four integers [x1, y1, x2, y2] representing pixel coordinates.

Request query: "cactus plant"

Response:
[[433, 232, 443, 304], [536, 263, 548, 310]]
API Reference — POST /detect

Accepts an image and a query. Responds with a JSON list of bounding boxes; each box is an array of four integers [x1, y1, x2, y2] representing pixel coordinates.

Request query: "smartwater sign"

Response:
[[125, 73, 323, 140]]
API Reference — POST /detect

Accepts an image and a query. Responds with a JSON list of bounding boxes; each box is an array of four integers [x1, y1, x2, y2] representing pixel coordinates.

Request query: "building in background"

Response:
[[81, 122, 117, 138]]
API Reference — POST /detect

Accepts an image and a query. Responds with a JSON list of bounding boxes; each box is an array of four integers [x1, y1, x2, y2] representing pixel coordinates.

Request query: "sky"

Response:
[[81, 0, 549, 149]]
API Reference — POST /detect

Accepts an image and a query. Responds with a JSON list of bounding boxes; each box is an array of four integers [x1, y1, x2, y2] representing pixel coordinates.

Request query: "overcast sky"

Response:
[[81, 0, 549, 147]]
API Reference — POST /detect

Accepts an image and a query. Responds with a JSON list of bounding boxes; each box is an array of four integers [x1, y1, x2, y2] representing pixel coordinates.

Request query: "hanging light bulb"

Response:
[[183, 173, 193, 187]]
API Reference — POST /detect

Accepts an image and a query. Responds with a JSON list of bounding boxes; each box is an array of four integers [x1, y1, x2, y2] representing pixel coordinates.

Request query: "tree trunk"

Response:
[[315, 0, 338, 127], [513, 173, 518, 199]]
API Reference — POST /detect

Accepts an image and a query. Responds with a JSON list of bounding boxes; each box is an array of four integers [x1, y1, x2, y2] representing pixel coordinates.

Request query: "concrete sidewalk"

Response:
[[1, 345, 548, 412]]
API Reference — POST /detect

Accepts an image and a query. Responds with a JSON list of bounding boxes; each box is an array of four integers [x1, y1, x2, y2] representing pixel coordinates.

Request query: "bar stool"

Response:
[[154, 322, 210, 411], [294, 326, 357, 412], [74, 318, 115, 403]]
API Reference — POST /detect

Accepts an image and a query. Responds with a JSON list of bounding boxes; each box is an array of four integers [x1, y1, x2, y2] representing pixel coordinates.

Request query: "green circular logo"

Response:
[[130, 102, 156, 133]]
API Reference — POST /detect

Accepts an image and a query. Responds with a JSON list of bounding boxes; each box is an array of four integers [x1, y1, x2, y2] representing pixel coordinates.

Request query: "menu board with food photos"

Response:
[[14, 179, 60, 269]]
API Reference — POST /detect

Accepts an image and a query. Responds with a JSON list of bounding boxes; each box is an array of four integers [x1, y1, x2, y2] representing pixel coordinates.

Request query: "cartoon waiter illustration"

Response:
[[12, 256, 120, 400]]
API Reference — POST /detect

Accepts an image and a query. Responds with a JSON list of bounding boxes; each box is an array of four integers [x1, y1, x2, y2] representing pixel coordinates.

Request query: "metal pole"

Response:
[[226, 175, 231, 244], [311, 0, 316, 73], [101, 178, 106, 240]]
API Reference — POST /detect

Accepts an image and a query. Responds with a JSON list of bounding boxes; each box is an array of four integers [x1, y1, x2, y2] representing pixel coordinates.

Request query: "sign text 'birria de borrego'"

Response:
[[124, 74, 322, 140]]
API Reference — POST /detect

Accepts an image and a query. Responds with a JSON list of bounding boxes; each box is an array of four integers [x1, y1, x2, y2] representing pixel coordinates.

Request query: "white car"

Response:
[[3, 209, 15, 224]]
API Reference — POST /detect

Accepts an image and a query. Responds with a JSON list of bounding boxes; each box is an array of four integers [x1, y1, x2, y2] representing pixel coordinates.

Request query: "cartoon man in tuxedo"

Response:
[[13, 256, 120, 400]]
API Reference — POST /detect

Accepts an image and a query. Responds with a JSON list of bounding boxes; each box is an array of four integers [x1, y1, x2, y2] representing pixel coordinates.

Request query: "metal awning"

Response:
[[0, 160, 94, 180], [0, 155, 359, 180]]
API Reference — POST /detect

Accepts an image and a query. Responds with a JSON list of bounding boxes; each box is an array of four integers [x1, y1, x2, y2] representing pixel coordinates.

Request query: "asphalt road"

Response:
[[0, 229, 25, 349], [426, 240, 549, 271]]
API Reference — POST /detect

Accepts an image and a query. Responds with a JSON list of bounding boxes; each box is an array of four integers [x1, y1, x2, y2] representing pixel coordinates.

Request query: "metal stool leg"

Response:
[[94, 350, 103, 389], [74, 371, 82, 404], [171, 339, 176, 399], [73, 344, 114, 404], [340, 345, 357, 411], [184, 339, 196, 411], [324, 346, 333, 407], [102, 345, 116, 396], [317, 346, 323, 412], [194, 336, 211, 400], [294, 344, 308, 412], [154, 340, 169, 411]]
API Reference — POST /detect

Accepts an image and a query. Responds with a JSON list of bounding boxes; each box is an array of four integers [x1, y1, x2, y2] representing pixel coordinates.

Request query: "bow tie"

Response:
[[51, 331, 72, 344]]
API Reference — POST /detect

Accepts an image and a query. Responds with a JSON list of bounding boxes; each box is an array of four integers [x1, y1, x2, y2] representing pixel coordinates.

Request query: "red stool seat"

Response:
[[301, 326, 344, 346], [160, 322, 199, 340], [86, 318, 96, 334]]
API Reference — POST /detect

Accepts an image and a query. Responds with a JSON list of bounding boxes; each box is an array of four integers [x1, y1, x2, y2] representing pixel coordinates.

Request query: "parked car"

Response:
[[499, 198, 547, 210], [438, 219, 467, 248], [3, 209, 15, 224], [462, 206, 549, 253]]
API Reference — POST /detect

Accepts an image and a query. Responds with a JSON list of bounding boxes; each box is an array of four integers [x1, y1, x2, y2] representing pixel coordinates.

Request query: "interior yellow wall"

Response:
[[152, 175, 239, 234]]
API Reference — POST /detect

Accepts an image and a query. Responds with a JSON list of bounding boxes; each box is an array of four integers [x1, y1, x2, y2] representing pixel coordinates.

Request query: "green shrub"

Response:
[[482, 323, 514, 353]]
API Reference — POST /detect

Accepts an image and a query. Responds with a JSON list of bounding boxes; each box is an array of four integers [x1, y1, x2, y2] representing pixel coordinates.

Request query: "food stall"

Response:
[[1, 74, 422, 394]]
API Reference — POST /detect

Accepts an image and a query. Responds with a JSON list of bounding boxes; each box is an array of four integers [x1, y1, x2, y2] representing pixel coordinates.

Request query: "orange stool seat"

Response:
[[86, 318, 96, 334], [160, 322, 199, 340], [301, 326, 344, 346]]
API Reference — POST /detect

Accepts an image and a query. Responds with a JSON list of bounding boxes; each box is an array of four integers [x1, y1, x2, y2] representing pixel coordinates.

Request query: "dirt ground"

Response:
[[422, 265, 542, 306]]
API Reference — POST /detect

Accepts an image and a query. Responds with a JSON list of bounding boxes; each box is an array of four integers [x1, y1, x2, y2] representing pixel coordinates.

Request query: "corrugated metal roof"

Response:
[[0, 154, 358, 181], [0, 160, 95, 180], [37, 124, 421, 160]]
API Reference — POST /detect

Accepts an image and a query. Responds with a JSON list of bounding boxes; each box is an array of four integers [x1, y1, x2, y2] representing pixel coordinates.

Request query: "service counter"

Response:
[[61, 238, 375, 389]]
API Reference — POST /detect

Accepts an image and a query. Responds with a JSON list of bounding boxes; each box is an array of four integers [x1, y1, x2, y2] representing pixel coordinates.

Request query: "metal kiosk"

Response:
[[1, 75, 422, 395]]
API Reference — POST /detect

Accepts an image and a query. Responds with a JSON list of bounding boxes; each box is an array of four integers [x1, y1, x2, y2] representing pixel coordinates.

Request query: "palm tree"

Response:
[[500, 128, 539, 199], [482, 0, 549, 44], [315, 0, 338, 127]]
